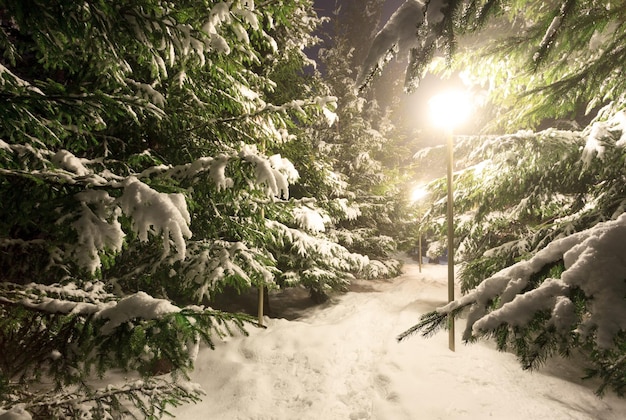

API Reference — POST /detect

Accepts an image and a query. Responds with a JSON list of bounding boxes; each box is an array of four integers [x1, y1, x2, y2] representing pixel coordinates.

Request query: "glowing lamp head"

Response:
[[411, 186, 429, 203], [429, 90, 472, 130]]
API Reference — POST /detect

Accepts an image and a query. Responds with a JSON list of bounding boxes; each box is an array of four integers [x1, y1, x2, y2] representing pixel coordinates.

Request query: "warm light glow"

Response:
[[411, 186, 429, 203], [429, 90, 472, 130]]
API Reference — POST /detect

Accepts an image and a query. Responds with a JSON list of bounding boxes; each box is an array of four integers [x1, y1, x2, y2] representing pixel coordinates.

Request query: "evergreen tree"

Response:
[[311, 0, 413, 273], [0, 0, 389, 416], [359, 0, 626, 396]]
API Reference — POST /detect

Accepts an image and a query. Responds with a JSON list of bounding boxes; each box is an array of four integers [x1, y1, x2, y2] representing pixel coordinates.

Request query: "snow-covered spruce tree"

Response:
[[358, 0, 626, 396], [210, 7, 400, 302], [0, 0, 379, 417], [305, 1, 410, 279]]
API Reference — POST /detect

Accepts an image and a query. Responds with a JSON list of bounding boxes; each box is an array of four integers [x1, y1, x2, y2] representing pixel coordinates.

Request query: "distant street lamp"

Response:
[[411, 186, 429, 273], [429, 90, 471, 352]]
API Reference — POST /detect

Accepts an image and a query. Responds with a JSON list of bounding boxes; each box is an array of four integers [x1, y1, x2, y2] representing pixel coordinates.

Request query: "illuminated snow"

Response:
[[171, 260, 626, 419]]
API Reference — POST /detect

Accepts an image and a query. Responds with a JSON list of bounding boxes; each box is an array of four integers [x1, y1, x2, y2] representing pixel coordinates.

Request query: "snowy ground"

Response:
[[172, 258, 626, 420]]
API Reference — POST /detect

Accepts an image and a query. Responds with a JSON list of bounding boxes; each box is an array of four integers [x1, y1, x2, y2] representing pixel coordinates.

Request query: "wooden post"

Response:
[[430, 89, 470, 352], [258, 139, 266, 327], [446, 128, 455, 352], [258, 190, 266, 326], [257, 285, 264, 327]]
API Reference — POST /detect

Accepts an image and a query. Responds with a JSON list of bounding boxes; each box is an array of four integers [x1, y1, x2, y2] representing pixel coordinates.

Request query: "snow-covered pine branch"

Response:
[[357, 0, 454, 92], [0, 138, 314, 275], [0, 280, 256, 385], [19, 377, 205, 420], [186, 95, 338, 134], [403, 212, 626, 350], [356, 0, 426, 90], [410, 114, 626, 292], [181, 239, 278, 301], [118, 177, 192, 262], [292, 204, 331, 232], [0, 280, 251, 337], [266, 219, 398, 285], [241, 145, 299, 199], [399, 110, 626, 394]]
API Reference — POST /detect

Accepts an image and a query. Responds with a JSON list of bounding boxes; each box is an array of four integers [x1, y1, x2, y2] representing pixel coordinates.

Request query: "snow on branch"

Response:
[[240, 145, 298, 198], [0, 281, 178, 332], [421, 212, 626, 350], [334, 198, 361, 221], [95, 292, 181, 334], [0, 283, 109, 316], [357, 0, 453, 91], [0, 146, 116, 187], [118, 177, 192, 262], [209, 154, 235, 191], [52, 150, 91, 176], [181, 239, 278, 301], [0, 279, 228, 337], [189, 96, 338, 130], [266, 220, 370, 271], [293, 205, 330, 233], [72, 191, 125, 274], [135, 153, 235, 191], [20, 377, 204, 419], [582, 109, 626, 166], [357, 0, 426, 89], [0, 63, 45, 95], [533, 0, 576, 65], [9, 146, 301, 275]]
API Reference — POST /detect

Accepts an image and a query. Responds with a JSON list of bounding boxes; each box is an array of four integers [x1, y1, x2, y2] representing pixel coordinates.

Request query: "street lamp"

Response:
[[411, 186, 429, 273], [429, 90, 471, 352]]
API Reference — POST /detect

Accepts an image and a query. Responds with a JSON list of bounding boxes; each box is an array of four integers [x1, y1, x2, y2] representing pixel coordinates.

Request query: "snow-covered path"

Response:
[[172, 260, 626, 419]]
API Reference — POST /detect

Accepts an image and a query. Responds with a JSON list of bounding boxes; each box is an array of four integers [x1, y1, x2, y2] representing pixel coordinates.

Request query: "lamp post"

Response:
[[429, 90, 471, 352]]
